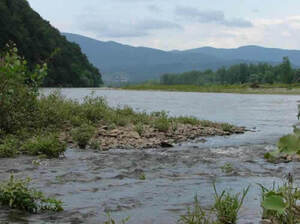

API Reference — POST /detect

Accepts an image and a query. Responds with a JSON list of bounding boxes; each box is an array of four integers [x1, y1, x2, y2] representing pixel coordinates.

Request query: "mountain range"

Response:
[[64, 33, 300, 83]]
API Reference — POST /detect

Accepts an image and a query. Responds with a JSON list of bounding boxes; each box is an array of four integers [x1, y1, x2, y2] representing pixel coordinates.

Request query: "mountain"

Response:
[[181, 46, 300, 66], [64, 33, 300, 84], [64, 33, 246, 83], [0, 0, 102, 87]]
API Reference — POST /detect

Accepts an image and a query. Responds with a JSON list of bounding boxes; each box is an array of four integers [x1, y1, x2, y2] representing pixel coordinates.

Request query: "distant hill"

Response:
[[64, 33, 300, 84], [181, 46, 300, 66], [0, 0, 102, 87], [64, 33, 246, 83]]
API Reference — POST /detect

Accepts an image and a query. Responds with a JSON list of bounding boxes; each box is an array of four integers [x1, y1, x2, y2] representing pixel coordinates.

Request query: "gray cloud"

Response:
[[78, 18, 182, 38], [175, 6, 253, 28]]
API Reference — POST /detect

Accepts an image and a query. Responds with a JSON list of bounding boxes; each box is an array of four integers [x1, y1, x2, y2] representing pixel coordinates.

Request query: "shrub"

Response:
[[89, 139, 101, 150], [0, 136, 19, 158], [0, 45, 46, 134], [221, 123, 234, 132], [134, 123, 144, 136], [22, 134, 66, 158], [71, 124, 95, 149], [0, 175, 63, 213]]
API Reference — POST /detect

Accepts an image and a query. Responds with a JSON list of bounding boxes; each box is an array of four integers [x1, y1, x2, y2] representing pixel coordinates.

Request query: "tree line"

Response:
[[160, 57, 300, 86]]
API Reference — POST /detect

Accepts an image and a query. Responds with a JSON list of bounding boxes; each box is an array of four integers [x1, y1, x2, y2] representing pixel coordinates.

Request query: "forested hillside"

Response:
[[0, 0, 103, 87]]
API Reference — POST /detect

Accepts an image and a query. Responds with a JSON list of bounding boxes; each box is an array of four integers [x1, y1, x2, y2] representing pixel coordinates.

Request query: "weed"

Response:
[[71, 124, 95, 149], [221, 123, 234, 132], [179, 196, 213, 224], [104, 213, 130, 224], [139, 173, 146, 180], [134, 123, 144, 136], [221, 163, 234, 174], [259, 175, 300, 223], [213, 183, 249, 224], [0, 175, 63, 213], [89, 139, 102, 150]]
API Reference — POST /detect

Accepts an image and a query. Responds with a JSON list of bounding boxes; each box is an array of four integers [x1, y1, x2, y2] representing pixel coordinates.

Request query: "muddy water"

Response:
[[1, 89, 300, 224]]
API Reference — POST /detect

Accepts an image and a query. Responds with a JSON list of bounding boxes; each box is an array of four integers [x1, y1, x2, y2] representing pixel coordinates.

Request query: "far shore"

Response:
[[121, 83, 300, 95]]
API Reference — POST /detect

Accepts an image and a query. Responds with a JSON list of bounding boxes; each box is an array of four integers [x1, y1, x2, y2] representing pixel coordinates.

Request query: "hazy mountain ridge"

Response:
[[64, 33, 300, 83]]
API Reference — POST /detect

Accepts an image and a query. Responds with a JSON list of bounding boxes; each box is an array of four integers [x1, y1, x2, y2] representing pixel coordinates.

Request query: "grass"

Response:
[[179, 183, 249, 224], [122, 83, 300, 95], [0, 175, 63, 213]]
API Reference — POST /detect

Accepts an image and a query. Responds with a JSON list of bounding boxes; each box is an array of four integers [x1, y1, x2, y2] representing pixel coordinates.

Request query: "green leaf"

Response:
[[262, 192, 287, 212]]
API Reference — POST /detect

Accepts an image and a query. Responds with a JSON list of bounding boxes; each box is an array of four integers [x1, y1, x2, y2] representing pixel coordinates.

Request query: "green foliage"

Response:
[[89, 139, 101, 150], [152, 112, 170, 132], [175, 116, 200, 125], [104, 213, 130, 224], [22, 134, 66, 158], [221, 123, 234, 132], [0, 175, 63, 213], [0, 136, 19, 158], [179, 196, 213, 224], [71, 124, 95, 149], [220, 163, 234, 174], [0, 45, 46, 134], [0, 0, 102, 87], [259, 178, 300, 223], [134, 123, 144, 136], [159, 57, 296, 86], [213, 183, 249, 224]]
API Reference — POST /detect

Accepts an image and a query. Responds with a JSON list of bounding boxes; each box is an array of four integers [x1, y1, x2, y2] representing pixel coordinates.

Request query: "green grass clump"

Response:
[[71, 124, 96, 149], [179, 184, 249, 224], [104, 213, 130, 224], [22, 134, 66, 158], [179, 196, 213, 224], [175, 116, 200, 125], [220, 163, 234, 174], [0, 175, 63, 213], [89, 139, 102, 150], [221, 123, 234, 132], [213, 184, 249, 224]]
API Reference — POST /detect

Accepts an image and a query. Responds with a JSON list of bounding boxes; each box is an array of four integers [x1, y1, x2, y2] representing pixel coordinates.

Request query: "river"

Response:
[[0, 89, 299, 224]]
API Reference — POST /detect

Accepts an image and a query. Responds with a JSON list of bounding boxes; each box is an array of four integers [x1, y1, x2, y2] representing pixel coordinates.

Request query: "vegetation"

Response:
[[0, 175, 63, 213], [259, 176, 300, 223], [71, 124, 95, 149], [159, 57, 299, 86], [179, 184, 249, 224], [0, 0, 102, 87], [0, 45, 238, 158]]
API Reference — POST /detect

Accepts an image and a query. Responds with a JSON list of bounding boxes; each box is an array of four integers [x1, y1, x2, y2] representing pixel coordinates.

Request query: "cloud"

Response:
[[175, 6, 253, 28], [77, 18, 182, 38]]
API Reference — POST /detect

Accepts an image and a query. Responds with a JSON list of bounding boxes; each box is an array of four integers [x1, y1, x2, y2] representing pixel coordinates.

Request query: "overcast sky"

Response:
[[27, 0, 300, 50]]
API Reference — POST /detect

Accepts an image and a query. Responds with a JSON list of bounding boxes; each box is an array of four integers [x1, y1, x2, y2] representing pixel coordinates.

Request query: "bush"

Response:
[[71, 124, 95, 149], [0, 175, 63, 213], [22, 134, 66, 158], [89, 139, 101, 150], [134, 123, 144, 136], [0, 136, 19, 158], [0, 45, 46, 134], [175, 116, 200, 125]]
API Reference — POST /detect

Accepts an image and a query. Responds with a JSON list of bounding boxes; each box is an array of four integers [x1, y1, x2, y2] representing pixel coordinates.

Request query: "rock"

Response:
[[197, 138, 207, 143], [160, 141, 173, 148]]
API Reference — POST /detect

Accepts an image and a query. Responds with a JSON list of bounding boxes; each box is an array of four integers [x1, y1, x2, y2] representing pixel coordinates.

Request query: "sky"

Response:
[[27, 0, 300, 51]]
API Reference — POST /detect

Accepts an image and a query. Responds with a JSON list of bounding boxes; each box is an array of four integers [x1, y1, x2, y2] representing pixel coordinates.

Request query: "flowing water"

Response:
[[1, 89, 300, 224]]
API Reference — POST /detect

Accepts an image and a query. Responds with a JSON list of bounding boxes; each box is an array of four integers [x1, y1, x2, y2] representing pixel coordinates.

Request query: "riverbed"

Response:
[[1, 89, 299, 224]]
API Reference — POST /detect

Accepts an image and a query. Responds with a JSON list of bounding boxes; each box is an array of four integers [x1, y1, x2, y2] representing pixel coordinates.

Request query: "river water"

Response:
[[1, 89, 300, 224]]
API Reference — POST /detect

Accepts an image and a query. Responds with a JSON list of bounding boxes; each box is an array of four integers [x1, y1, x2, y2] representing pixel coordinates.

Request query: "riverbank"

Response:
[[122, 83, 300, 95]]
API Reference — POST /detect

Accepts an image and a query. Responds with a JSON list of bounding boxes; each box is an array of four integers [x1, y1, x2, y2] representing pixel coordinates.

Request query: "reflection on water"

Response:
[[0, 89, 299, 224]]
